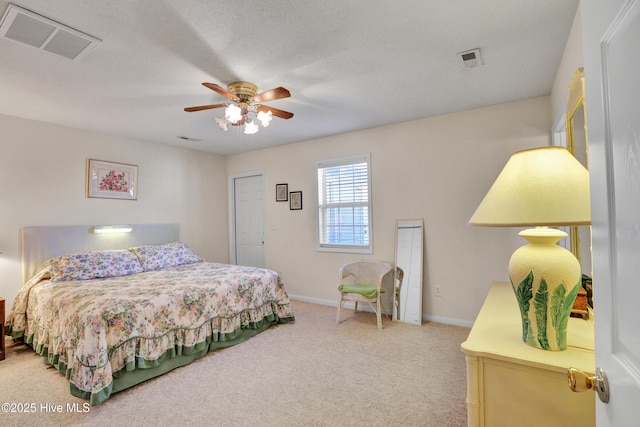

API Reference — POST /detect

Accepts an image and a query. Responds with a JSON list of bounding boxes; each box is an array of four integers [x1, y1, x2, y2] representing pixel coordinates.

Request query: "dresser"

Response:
[[461, 282, 595, 427]]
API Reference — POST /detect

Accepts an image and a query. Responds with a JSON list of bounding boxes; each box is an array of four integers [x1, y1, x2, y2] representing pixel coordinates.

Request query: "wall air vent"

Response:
[[0, 3, 100, 60], [457, 48, 483, 68]]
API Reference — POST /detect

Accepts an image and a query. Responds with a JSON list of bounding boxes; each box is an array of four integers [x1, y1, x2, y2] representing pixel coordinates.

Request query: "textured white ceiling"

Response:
[[0, 0, 579, 155]]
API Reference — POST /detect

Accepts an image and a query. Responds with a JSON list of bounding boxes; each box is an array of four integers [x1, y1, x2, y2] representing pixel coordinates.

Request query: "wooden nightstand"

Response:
[[0, 297, 5, 360]]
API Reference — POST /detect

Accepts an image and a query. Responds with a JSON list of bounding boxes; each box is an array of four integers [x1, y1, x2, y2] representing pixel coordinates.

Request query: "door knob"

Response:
[[567, 367, 610, 403]]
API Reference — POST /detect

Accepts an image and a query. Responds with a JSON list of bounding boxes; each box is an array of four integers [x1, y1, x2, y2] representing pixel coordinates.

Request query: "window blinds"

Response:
[[316, 154, 371, 252]]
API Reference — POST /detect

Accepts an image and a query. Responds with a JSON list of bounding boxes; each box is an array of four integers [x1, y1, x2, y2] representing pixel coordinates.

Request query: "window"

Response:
[[316, 154, 372, 253]]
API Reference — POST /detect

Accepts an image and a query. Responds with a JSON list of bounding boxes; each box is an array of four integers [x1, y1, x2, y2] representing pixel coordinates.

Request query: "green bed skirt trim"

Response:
[[20, 311, 294, 406], [72, 320, 275, 405], [7, 326, 24, 339]]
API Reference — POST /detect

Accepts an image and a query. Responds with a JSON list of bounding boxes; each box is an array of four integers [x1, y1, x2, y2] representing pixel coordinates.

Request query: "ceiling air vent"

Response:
[[457, 48, 483, 68], [0, 3, 100, 60]]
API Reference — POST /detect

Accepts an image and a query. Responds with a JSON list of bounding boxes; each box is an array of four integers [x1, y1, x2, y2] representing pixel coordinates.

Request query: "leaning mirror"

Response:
[[394, 219, 424, 324]]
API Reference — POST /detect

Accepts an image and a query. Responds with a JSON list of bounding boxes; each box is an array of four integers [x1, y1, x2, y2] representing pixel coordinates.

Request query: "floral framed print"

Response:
[[276, 183, 288, 202], [290, 191, 302, 210], [87, 159, 138, 200]]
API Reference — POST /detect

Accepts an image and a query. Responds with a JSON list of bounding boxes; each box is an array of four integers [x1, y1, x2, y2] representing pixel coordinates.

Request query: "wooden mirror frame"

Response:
[[565, 67, 591, 274]]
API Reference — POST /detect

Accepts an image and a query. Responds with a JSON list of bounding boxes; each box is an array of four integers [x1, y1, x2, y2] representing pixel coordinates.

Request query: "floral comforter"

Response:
[[6, 262, 295, 404]]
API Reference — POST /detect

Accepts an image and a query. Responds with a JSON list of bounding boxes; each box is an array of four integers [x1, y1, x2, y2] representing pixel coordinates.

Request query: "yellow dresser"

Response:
[[461, 282, 595, 427]]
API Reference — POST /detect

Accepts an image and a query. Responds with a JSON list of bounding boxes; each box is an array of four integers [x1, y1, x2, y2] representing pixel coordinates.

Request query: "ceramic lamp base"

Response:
[[509, 227, 582, 351]]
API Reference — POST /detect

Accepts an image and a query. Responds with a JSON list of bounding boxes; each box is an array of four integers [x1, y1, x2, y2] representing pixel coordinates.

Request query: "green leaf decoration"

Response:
[[551, 279, 582, 349], [534, 279, 550, 350], [525, 319, 536, 347], [512, 272, 534, 343], [550, 284, 567, 329]]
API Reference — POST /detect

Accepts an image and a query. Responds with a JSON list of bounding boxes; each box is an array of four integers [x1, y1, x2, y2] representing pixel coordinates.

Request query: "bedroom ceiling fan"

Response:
[[184, 81, 294, 135]]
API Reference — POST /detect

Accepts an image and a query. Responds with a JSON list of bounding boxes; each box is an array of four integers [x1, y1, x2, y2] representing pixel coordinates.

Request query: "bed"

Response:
[[5, 224, 295, 406]]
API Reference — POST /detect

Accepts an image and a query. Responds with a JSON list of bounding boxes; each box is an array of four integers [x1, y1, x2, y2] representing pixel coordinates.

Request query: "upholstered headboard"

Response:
[[21, 224, 179, 282]]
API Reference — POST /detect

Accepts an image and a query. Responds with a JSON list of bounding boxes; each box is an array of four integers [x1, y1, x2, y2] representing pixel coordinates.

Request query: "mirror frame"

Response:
[[565, 67, 589, 265], [393, 218, 424, 324]]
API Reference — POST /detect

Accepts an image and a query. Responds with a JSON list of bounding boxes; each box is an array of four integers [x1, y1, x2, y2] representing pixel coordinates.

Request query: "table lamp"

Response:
[[469, 146, 591, 351]]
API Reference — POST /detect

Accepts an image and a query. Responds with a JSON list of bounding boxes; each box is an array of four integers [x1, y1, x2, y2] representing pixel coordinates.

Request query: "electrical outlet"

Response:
[[435, 285, 442, 297]]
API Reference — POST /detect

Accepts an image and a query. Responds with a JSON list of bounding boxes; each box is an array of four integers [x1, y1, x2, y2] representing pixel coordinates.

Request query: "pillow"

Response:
[[129, 242, 202, 272], [47, 249, 143, 282]]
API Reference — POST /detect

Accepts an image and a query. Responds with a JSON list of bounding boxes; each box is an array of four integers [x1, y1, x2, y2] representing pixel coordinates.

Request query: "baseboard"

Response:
[[423, 315, 473, 328], [289, 294, 339, 307], [287, 294, 473, 328]]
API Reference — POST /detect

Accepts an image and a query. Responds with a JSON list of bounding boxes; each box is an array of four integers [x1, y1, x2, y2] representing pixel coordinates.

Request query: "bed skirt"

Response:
[[19, 304, 294, 406]]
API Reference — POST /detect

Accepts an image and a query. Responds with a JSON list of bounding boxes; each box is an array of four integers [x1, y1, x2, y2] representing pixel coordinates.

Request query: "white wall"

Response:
[[0, 114, 229, 310], [0, 95, 556, 325], [551, 4, 584, 123], [227, 96, 552, 325]]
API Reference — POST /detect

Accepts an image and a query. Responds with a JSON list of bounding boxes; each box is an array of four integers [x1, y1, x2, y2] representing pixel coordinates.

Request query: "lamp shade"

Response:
[[468, 146, 591, 227]]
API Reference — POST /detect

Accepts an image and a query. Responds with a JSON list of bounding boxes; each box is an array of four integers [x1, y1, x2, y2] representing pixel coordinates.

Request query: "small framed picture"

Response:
[[276, 183, 288, 202], [290, 191, 302, 210], [87, 159, 137, 200]]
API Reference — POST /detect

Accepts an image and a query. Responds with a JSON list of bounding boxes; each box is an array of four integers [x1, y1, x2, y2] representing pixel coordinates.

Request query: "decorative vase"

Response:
[[509, 227, 582, 351]]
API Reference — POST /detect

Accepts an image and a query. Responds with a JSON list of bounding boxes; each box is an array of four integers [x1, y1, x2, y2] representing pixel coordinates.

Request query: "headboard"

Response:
[[21, 224, 179, 282]]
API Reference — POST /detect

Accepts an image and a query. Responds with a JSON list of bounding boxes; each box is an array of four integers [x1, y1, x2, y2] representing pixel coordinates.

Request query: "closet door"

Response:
[[232, 173, 265, 267]]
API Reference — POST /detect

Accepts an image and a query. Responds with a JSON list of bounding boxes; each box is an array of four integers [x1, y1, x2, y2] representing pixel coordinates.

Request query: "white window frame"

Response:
[[315, 153, 373, 254]]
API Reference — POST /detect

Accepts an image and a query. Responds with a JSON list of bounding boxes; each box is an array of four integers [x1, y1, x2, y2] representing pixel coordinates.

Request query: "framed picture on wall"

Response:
[[290, 191, 302, 210], [276, 183, 288, 202], [87, 159, 138, 200]]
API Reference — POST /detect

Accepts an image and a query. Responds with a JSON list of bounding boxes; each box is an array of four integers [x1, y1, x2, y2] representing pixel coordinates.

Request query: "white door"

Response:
[[232, 174, 265, 267], [582, 0, 640, 424]]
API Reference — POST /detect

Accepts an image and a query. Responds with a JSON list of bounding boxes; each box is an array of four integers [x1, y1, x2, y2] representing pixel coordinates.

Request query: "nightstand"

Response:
[[0, 297, 5, 360]]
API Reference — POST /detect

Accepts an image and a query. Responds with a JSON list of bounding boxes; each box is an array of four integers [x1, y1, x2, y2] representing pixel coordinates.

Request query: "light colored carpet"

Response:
[[0, 300, 470, 426]]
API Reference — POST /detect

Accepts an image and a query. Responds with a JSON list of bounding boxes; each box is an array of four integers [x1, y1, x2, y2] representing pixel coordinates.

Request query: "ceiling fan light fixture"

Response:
[[184, 81, 293, 136], [257, 110, 272, 127], [225, 104, 242, 123], [244, 118, 259, 135], [215, 116, 229, 131]]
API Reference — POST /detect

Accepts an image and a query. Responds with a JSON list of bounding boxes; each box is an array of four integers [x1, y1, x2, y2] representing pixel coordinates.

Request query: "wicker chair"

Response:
[[336, 260, 394, 330]]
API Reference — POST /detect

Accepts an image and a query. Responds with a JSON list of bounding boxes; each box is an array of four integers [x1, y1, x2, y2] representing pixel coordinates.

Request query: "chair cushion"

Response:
[[338, 284, 385, 299]]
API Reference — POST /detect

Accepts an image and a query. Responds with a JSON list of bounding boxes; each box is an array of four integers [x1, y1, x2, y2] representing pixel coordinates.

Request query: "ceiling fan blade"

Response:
[[184, 103, 227, 112], [202, 83, 239, 102], [256, 104, 294, 119], [253, 87, 291, 103]]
